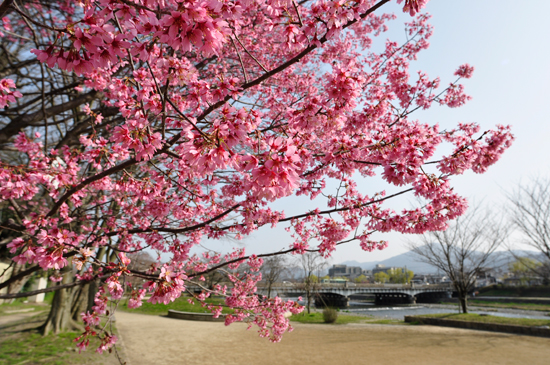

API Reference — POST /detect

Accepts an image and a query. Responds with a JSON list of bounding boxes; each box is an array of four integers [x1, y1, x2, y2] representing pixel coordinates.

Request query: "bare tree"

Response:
[[409, 206, 508, 313], [507, 177, 550, 282], [261, 255, 288, 298], [295, 252, 327, 314]]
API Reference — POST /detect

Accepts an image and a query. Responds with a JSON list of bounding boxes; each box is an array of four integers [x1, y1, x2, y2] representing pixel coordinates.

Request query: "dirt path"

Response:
[[115, 311, 550, 365], [0, 310, 48, 326]]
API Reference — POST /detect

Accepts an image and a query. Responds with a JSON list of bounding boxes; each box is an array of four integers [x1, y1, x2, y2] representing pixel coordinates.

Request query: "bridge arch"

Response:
[[374, 292, 415, 305], [415, 291, 451, 303], [314, 292, 349, 308]]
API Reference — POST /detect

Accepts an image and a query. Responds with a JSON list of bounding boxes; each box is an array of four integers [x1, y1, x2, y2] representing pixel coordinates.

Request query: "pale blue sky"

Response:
[[194, 1, 550, 264]]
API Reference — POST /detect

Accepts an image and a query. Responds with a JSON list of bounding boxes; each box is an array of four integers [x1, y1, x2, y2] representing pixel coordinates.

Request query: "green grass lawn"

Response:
[[289, 311, 405, 325], [467, 300, 550, 312], [419, 313, 550, 327], [119, 295, 234, 316], [1, 327, 83, 365], [440, 300, 550, 312], [290, 311, 366, 324], [0, 312, 120, 364]]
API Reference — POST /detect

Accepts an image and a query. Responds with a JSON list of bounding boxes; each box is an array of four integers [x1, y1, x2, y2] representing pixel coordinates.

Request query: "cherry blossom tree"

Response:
[[0, 0, 513, 355]]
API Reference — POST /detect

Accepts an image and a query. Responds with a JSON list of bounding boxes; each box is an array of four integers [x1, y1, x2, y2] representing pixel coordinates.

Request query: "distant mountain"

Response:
[[341, 250, 438, 274], [337, 260, 376, 270], [377, 251, 439, 273], [340, 249, 544, 275]]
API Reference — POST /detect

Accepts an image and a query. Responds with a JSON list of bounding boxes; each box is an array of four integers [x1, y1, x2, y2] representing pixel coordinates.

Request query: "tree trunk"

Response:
[[85, 247, 106, 313], [87, 278, 99, 313], [40, 269, 83, 335], [305, 285, 311, 314], [71, 283, 89, 321], [456, 286, 468, 314], [459, 295, 468, 314]]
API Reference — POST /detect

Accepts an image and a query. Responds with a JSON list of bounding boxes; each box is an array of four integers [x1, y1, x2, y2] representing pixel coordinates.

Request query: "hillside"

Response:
[[341, 249, 542, 275]]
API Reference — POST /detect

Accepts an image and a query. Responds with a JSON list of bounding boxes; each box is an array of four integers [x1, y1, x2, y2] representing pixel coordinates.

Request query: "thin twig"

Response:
[[11, 3, 66, 32], [230, 36, 249, 83], [292, 0, 304, 27], [8, 198, 24, 223], [232, 32, 268, 72], [164, 97, 210, 140], [41, 63, 48, 153]]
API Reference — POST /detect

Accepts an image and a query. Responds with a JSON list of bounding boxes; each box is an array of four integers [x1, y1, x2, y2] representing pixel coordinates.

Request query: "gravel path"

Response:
[[115, 311, 550, 365]]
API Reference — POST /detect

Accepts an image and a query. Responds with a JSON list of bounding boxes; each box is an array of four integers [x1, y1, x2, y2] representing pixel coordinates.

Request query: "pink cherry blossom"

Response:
[[455, 63, 475, 79], [0, 78, 22, 108]]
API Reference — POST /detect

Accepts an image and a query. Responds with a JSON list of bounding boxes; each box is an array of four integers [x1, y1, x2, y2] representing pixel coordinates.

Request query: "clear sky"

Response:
[[195, 0, 550, 265]]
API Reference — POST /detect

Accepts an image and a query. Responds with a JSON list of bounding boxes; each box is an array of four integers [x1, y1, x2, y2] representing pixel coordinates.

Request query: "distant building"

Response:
[[372, 264, 406, 275], [328, 264, 363, 280], [329, 264, 347, 277], [412, 273, 450, 285]]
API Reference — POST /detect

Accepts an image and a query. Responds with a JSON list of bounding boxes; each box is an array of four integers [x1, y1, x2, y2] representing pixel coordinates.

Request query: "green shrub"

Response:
[[322, 307, 338, 323]]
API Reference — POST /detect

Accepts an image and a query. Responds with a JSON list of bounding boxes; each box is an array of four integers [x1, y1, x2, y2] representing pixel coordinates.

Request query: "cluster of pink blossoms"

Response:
[[0, 78, 22, 108], [397, 0, 429, 16]]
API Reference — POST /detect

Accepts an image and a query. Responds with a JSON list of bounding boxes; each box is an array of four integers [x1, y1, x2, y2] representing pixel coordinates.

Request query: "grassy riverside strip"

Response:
[[405, 313, 550, 337], [289, 312, 405, 325], [414, 313, 550, 326], [461, 300, 550, 312]]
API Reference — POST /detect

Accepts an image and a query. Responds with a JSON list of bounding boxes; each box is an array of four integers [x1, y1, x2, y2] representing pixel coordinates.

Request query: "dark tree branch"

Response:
[[0, 90, 101, 144]]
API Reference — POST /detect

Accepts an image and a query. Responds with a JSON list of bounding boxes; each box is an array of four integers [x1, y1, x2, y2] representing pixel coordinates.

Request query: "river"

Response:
[[347, 302, 550, 320]]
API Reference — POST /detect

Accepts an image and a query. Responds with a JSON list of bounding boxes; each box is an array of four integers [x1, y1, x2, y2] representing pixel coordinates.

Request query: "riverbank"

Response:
[[405, 313, 550, 337]]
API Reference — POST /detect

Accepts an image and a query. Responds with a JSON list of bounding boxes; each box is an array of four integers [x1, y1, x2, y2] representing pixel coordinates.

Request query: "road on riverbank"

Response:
[[115, 311, 550, 365]]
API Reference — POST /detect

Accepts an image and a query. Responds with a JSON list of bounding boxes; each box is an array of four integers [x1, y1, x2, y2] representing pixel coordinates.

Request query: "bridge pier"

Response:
[[315, 293, 350, 308], [374, 293, 415, 305]]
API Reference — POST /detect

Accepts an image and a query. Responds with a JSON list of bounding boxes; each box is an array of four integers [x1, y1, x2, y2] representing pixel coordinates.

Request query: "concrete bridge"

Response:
[[256, 283, 452, 307]]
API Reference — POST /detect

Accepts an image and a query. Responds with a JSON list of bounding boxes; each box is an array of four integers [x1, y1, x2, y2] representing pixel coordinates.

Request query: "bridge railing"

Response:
[[265, 283, 452, 290]]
